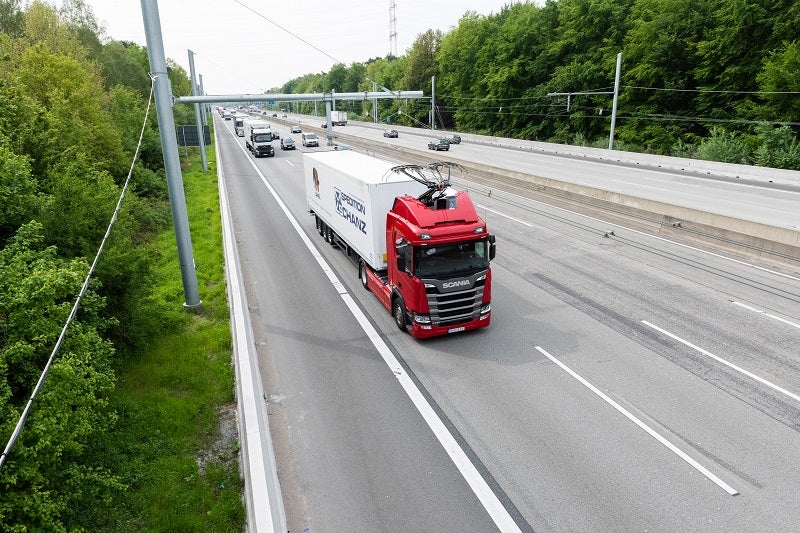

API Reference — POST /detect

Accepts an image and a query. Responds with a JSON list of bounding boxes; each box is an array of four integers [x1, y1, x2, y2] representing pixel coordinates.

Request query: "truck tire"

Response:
[[393, 298, 407, 332], [316, 216, 323, 235], [359, 261, 370, 292]]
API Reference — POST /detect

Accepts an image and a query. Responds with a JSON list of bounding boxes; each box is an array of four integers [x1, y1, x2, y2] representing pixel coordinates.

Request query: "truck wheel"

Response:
[[359, 261, 370, 292], [316, 216, 323, 235], [393, 298, 407, 332]]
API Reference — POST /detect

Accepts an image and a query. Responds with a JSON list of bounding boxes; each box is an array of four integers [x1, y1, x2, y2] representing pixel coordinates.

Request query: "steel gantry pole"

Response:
[[188, 50, 208, 172], [141, 0, 202, 311], [431, 75, 436, 130], [608, 52, 622, 150]]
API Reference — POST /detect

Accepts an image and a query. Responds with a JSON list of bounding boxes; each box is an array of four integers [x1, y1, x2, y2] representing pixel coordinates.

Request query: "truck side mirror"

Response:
[[489, 235, 496, 260]]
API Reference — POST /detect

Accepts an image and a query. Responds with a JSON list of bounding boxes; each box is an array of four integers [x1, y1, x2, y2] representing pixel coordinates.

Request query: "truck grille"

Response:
[[424, 275, 486, 326]]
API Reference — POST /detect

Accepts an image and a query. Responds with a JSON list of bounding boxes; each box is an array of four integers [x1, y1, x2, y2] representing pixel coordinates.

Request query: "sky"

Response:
[[58, 0, 525, 96]]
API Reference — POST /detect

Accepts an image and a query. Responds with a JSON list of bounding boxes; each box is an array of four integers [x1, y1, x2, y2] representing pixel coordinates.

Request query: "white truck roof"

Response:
[[304, 150, 428, 270], [304, 150, 412, 185]]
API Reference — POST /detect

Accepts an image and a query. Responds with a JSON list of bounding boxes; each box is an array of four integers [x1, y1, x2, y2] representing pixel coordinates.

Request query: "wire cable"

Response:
[[0, 76, 157, 471], [232, 0, 344, 67]]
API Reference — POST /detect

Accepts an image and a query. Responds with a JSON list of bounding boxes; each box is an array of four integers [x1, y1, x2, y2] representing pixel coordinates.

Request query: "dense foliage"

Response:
[[281, 0, 800, 168], [0, 1, 212, 529]]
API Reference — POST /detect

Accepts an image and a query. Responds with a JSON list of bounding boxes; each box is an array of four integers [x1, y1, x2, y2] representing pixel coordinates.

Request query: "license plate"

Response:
[[447, 326, 465, 334]]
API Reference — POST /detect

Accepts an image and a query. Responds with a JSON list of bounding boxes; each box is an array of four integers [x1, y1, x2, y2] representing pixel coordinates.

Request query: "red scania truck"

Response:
[[304, 150, 495, 338]]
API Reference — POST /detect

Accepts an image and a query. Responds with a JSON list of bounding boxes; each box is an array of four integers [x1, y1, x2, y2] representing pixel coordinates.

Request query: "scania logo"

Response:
[[442, 279, 470, 289]]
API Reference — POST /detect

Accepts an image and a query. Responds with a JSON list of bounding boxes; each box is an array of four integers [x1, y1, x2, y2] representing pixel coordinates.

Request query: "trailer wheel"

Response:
[[359, 261, 370, 292], [315, 216, 322, 235], [327, 227, 336, 246], [393, 298, 407, 332]]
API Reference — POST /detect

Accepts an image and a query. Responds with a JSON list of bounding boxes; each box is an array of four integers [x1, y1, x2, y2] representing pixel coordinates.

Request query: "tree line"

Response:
[[280, 0, 800, 169], [0, 1, 200, 529]]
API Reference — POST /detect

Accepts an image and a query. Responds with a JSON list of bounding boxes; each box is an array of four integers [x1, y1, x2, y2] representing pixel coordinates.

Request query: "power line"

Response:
[[624, 85, 800, 95], [232, 0, 344, 66]]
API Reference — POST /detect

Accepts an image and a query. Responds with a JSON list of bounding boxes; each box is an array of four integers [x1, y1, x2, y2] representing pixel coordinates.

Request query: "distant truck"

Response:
[[330, 110, 347, 126], [233, 113, 248, 136], [305, 150, 495, 338], [244, 119, 275, 157]]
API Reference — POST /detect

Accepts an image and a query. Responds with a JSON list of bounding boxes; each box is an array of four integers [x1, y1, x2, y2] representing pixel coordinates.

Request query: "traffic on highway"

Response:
[[216, 111, 800, 532]]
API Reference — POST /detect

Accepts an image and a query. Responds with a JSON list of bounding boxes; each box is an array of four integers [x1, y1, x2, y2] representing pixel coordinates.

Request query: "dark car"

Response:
[[280, 137, 295, 150], [272, 113, 278, 117], [291, 125, 302, 133], [445, 133, 461, 144], [271, 131, 280, 140], [383, 129, 399, 138], [427, 138, 450, 151]]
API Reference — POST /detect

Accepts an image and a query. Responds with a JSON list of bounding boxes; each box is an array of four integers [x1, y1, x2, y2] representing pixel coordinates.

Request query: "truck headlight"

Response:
[[480, 303, 491, 314], [413, 313, 432, 324]]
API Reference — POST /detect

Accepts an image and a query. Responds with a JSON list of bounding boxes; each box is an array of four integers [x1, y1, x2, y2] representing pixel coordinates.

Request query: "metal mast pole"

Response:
[[141, 0, 202, 311], [199, 73, 208, 126], [431, 75, 436, 130], [373, 80, 378, 123], [608, 52, 622, 150], [188, 50, 208, 172]]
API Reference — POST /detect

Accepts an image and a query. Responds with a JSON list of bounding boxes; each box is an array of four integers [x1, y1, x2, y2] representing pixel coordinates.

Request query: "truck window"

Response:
[[414, 239, 490, 278]]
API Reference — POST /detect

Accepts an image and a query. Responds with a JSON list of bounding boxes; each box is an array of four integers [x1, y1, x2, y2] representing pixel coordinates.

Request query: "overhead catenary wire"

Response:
[[0, 77, 157, 472], [231, 0, 344, 67]]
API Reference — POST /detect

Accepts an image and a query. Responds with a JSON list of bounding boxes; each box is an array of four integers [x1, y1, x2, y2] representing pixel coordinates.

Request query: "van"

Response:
[[302, 133, 319, 147]]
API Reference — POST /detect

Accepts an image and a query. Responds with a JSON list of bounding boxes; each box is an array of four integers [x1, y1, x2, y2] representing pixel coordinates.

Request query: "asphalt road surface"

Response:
[[216, 115, 800, 532]]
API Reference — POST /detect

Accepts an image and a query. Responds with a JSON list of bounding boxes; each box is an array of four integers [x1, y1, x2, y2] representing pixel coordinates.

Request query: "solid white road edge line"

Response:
[[641, 320, 800, 404], [732, 301, 800, 330], [238, 143, 522, 532], [534, 346, 739, 496], [217, 125, 286, 532]]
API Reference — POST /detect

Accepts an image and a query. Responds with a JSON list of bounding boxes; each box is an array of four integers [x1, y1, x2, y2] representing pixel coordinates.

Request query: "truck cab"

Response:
[[383, 190, 495, 337]]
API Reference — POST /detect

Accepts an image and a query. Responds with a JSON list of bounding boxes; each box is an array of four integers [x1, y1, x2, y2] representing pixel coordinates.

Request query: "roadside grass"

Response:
[[105, 145, 245, 531]]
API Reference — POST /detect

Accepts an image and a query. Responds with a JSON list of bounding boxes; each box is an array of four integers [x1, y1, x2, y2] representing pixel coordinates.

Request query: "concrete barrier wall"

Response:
[[330, 128, 800, 264]]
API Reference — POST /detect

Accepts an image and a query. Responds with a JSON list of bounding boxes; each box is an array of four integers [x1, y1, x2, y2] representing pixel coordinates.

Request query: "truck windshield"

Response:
[[253, 133, 271, 142], [413, 239, 490, 278]]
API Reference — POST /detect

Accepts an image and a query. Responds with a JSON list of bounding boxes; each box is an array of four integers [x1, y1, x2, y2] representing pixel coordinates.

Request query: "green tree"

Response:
[[16, 44, 126, 177], [98, 40, 151, 96], [757, 41, 800, 123], [0, 222, 121, 532], [754, 123, 800, 169], [695, 126, 751, 164], [0, 0, 24, 36], [0, 137, 39, 243], [326, 62, 347, 91]]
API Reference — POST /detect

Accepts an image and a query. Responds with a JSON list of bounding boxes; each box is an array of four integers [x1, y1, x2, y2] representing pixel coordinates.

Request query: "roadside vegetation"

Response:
[[281, 0, 800, 169], [0, 1, 243, 530]]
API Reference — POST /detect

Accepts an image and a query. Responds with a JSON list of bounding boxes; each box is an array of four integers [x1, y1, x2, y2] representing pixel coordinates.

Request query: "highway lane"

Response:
[[215, 115, 800, 531], [283, 114, 800, 231], [215, 119, 507, 531]]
